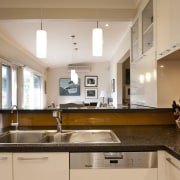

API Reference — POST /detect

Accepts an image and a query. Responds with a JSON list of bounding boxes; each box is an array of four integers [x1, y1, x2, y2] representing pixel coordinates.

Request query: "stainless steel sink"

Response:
[[0, 130, 49, 143], [47, 130, 121, 143], [0, 130, 120, 144]]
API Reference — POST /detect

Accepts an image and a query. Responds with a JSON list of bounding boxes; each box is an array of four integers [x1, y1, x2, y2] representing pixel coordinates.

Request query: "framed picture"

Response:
[[111, 79, 115, 92], [84, 76, 98, 87], [59, 78, 80, 96], [85, 88, 98, 99]]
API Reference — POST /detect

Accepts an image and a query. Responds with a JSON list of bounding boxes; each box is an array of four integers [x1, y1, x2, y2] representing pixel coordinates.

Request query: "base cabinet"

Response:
[[71, 169, 157, 180], [13, 153, 69, 180], [165, 153, 180, 180], [0, 153, 13, 180], [158, 151, 180, 180]]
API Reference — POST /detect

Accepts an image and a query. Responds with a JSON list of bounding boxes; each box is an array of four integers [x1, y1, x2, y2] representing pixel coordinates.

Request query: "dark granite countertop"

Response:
[[0, 125, 179, 160], [0, 105, 172, 114]]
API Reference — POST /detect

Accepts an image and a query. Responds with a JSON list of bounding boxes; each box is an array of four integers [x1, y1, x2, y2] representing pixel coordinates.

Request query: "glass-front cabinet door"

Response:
[[131, 18, 139, 63], [142, 0, 153, 54]]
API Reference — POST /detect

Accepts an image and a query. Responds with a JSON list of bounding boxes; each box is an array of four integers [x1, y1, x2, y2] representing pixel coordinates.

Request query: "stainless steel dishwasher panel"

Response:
[[70, 152, 157, 169]]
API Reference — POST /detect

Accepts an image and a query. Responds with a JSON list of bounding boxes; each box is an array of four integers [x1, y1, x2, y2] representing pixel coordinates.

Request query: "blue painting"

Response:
[[59, 78, 80, 96]]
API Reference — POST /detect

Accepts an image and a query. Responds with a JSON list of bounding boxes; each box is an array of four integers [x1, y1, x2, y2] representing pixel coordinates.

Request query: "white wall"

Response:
[[46, 62, 110, 107], [157, 59, 180, 108], [109, 29, 131, 107]]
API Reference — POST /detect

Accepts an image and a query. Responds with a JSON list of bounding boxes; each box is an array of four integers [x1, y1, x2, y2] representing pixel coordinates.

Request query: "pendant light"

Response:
[[92, 21, 103, 56], [71, 69, 78, 84], [36, 19, 47, 58], [70, 35, 78, 84]]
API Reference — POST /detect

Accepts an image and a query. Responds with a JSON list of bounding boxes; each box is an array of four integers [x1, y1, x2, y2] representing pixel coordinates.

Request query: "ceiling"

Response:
[[0, 0, 141, 68]]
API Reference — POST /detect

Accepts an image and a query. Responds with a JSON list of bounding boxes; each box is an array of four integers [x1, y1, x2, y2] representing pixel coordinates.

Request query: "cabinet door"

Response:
[[170, 0, 180, 50], [156, 0, 171, 58], [158, 151, 168, 180], [0, 153, 13, 180], [131, 18, 140, 62], [13, 152, 69, 180], [165, 153, 180, 180], [71, 169, 157, 180], [142, 0, 154, 54]]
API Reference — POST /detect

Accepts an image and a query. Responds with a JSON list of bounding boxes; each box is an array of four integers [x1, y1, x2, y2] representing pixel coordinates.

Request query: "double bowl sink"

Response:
[[0, 130, 121, 144]]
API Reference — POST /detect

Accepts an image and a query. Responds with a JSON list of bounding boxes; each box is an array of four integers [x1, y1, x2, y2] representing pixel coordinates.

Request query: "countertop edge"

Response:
[[0, 144, 179, 160], [0, 108, 172, 113]]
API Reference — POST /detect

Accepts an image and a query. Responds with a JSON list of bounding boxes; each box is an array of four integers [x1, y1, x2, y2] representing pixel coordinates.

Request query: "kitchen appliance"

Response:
[[70, 152, 157, 180]]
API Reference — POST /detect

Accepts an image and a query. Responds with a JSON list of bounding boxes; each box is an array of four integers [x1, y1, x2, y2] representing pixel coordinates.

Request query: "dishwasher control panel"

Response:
[[70, 152, 157, 169]]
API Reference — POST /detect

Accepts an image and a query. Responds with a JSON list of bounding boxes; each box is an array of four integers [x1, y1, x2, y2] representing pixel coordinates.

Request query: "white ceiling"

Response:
[[0, 0, 141, 68]]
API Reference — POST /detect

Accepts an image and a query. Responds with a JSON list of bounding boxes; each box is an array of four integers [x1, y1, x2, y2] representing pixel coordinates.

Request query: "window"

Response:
[[2, 65, 11, 109], [23, 68, 41, 109], [11, 67, 17, 106]]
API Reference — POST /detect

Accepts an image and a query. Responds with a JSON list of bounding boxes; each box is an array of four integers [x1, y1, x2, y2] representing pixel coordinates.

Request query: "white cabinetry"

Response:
[[131, 18, 141, 62], [165, 152, 180, 180], [158, 151, 180, 180], [156, 0, 180, 59], [142, 0, 154, 54], [131, 0, 154, 63], [13, 152, 69, 180], [0, 153, 13, 180]]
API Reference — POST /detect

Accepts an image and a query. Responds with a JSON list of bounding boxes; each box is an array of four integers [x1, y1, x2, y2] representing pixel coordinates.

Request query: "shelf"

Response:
[[143, 22, 153, 35]]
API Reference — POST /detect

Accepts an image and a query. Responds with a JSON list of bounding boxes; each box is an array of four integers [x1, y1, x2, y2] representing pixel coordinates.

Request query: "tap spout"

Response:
[[52, 110, 62, 133], [11, 105, 19, 129]]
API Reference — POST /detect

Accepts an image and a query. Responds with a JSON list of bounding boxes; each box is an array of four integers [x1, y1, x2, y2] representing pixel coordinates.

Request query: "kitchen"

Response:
[[0, 0, 180, 180]]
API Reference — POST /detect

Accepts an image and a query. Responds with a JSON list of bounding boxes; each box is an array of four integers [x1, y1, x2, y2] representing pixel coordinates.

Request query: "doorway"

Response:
[[122, 57, 130, 105]]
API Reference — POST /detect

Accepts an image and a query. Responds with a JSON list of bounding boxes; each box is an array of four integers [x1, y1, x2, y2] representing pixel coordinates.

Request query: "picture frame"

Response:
[[59, 78, 80, 96], [84, 76, 98, 87], [85, 88, 98, 99], [111, 79, 115, 92]]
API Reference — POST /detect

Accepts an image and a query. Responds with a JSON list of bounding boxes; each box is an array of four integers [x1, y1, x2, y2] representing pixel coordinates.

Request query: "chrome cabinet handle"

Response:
[[172, 45, 177, 48], [18, 157, 48, 161], [166, 158, 180, 171], [0, 157, 8, 160], [104, 153, 124, 159]]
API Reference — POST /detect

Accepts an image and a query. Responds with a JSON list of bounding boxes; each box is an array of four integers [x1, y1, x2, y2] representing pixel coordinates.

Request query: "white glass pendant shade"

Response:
[[73, 72, 78, 84], [71, 69, 78, 84], [36, 30, 47, 58], [92, 28, 103, 56], [71, 69, 76, 81]]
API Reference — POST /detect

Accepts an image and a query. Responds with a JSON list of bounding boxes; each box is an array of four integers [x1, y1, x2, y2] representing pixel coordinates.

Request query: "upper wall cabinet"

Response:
[[131, 18, 140, 62], [131, 0, 154, 63], [142, 0, 154, 54], [156, 0, 180, 60]]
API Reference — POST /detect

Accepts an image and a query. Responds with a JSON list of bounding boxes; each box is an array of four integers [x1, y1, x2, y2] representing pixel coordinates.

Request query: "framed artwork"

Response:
[[111, 79, 115, 92], [84, 76, 98, 87], [85, 88, 98, 99], [59, 78, 80, 96]]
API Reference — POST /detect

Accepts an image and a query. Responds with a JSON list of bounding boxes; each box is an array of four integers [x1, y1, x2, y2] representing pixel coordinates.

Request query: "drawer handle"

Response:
[[172, 45, 177, 48], [104, 153, 124, 159], [18, 157, 48, 161], [166, 158, 180, 171], [0, 157, 8, 160]]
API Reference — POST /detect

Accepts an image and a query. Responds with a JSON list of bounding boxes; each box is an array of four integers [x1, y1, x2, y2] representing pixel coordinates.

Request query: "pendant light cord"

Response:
[[41, 19, 42, 30]]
